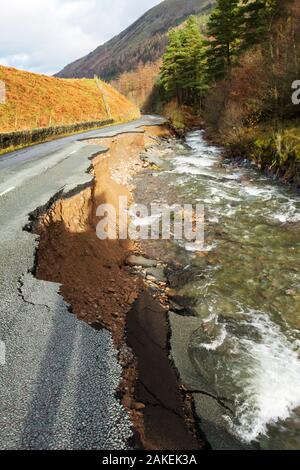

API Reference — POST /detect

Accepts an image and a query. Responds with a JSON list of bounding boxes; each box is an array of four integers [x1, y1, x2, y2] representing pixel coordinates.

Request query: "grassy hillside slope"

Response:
[[56, 0, 213, 81], [0, 65, 140, 133]]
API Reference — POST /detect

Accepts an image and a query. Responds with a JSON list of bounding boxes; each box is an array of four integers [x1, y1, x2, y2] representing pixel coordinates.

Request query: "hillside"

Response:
[[0, 65, 140, 133], [56, 0, 213, 81], [111, 60, 163, 109]]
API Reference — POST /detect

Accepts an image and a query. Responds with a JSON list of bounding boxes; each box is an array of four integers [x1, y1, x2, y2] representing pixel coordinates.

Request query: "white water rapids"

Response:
[[170, 131, 300, 447]]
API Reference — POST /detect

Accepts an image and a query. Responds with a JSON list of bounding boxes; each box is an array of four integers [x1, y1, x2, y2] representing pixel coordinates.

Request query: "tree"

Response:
[[160, 16, 208, 107], [160, 28, 185, 103], [239, 0, 277, 50], [178, 17, 208, 106], [205, 0, 242, 81], [203, 0, 300, 138]]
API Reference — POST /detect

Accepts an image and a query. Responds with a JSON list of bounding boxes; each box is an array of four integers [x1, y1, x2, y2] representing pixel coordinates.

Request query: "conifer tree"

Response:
[[160, 28, 185, 104], [205, 0, 242, 80], [239, 0, 277, 49], [160, 16, 207, 106]]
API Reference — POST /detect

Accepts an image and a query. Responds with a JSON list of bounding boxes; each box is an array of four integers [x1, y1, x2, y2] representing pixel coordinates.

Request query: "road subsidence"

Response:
[[26, 124, 205, 450]]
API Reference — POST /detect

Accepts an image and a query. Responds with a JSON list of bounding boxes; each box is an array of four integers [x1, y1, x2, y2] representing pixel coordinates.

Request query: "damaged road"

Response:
[[0, 116, 166, 450]]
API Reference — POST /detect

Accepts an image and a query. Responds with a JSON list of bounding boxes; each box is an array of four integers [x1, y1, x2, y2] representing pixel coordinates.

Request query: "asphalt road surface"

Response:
[[0, 115, 165, 449]]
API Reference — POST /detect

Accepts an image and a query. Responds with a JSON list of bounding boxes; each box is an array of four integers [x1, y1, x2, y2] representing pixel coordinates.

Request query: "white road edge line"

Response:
[[0, 186, 15, 197]]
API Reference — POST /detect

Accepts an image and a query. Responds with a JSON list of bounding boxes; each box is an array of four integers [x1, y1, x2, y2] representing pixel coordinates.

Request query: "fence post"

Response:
[[94, 75, 112, 119], [0, 80, 6, 104]]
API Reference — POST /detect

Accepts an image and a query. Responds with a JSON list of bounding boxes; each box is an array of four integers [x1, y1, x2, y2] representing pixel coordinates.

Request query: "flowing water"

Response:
[[137, 130, 300, 449]]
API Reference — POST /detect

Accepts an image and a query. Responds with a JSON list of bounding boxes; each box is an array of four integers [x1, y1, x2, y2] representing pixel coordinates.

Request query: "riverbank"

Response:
[[27, 122, 205, 450], [220, 121, 300, 189], [160, 103, 300, 188], [159, 100, 203, 136], [175, 112, 300, 188]]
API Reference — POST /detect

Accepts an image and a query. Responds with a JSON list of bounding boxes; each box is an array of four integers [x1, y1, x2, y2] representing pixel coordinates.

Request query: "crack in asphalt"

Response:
[[17, 274, 51, 311], [139, 379, 183, 420]]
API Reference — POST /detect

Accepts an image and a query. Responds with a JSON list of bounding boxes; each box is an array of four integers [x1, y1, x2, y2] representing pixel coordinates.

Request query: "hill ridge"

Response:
[[56, 0, 213, 81]]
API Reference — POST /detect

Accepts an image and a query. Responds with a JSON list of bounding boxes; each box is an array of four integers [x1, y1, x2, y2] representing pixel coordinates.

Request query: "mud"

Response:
[[35, 132, 145, 345]]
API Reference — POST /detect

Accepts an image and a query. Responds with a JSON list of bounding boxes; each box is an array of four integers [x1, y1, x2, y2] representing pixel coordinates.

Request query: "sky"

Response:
[[0, 0, 162, 75]]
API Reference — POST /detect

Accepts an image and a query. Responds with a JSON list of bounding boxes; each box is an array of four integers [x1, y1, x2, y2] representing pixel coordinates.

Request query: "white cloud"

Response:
[[0, 0, 162, 75]]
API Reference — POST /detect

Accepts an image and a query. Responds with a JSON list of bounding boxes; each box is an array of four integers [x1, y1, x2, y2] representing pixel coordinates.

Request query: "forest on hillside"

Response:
[[157, 0, 300, 183]]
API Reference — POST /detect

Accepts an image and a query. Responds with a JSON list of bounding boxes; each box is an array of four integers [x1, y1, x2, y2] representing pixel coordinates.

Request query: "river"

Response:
[[134, 129, 300, 450]]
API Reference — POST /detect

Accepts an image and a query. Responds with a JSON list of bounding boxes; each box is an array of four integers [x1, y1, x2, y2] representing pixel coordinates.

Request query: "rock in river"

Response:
[[126, 255, 158, 268]]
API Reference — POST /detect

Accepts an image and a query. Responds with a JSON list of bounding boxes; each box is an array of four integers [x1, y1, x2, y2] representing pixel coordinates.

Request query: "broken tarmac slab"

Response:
[[126, 290, 205, 450], [18, 272, 67, 310]]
